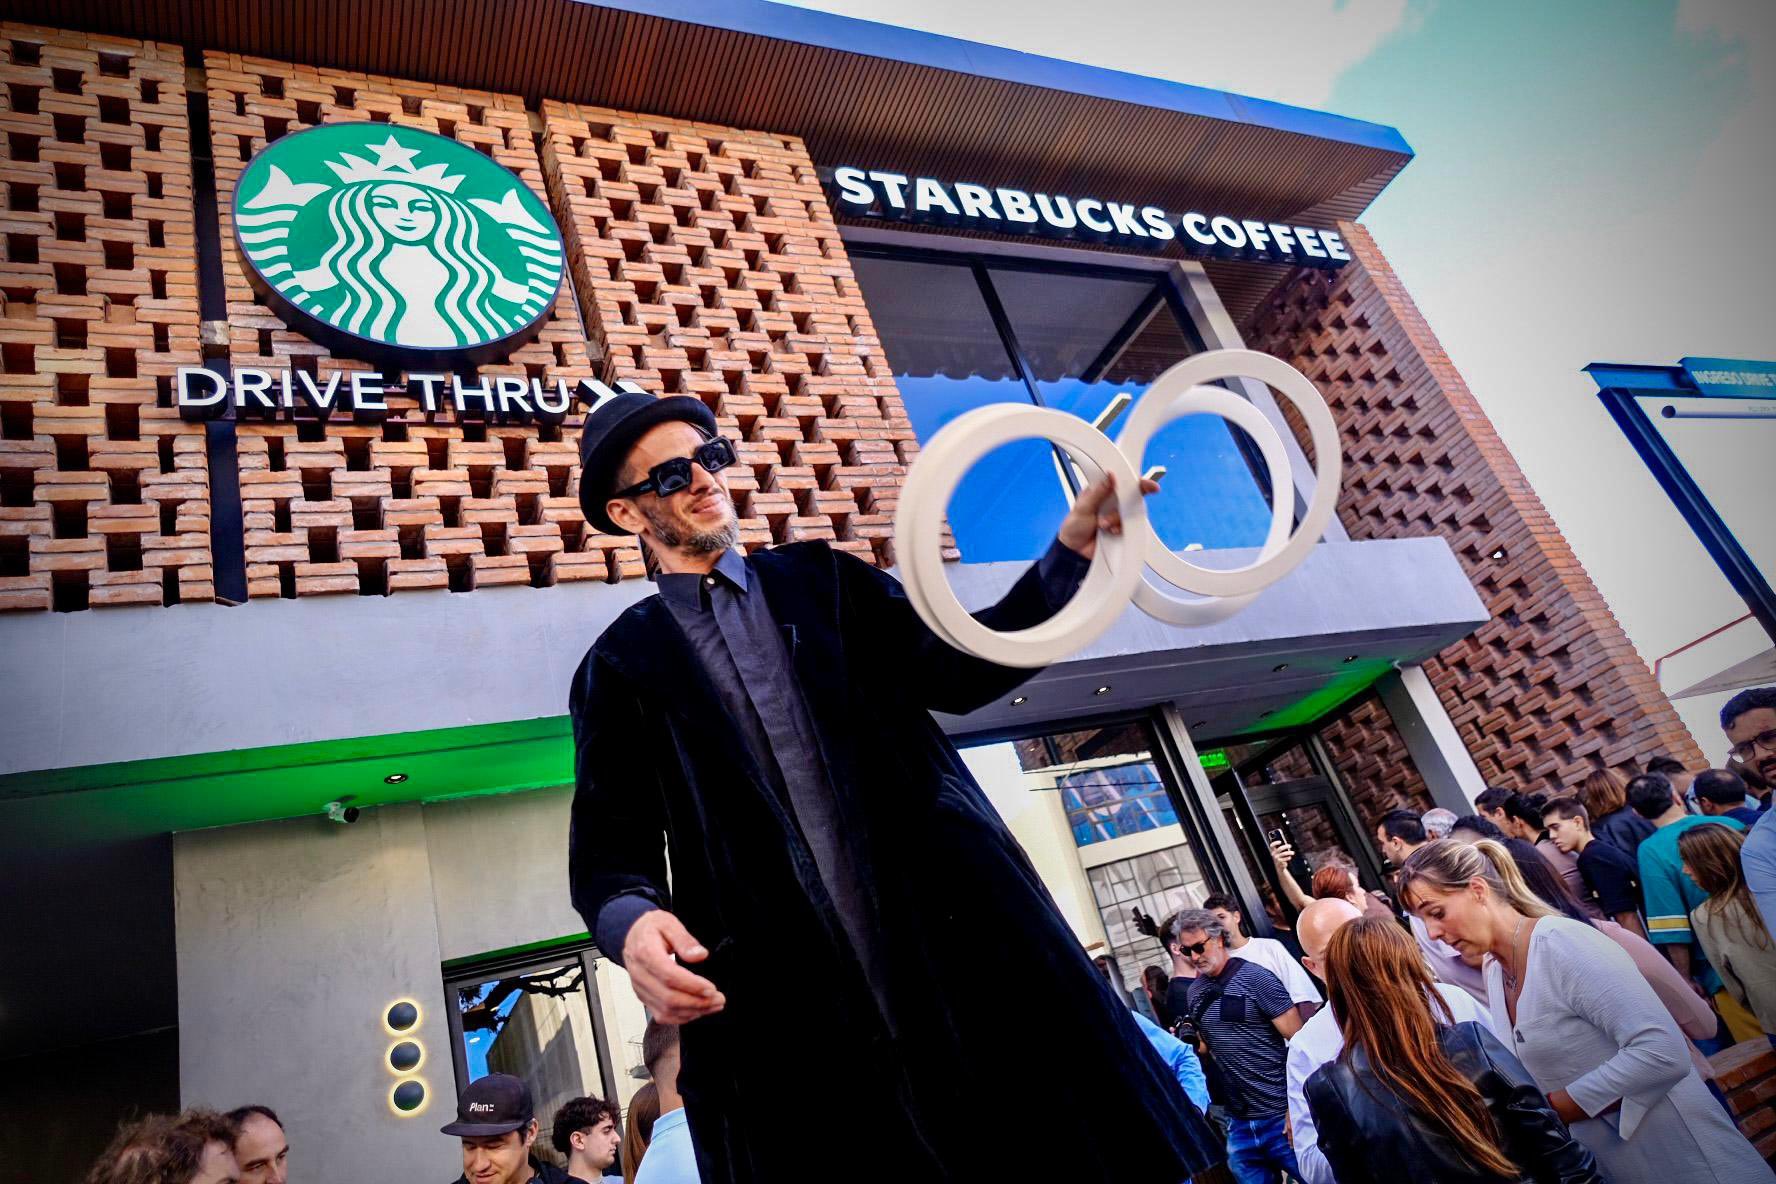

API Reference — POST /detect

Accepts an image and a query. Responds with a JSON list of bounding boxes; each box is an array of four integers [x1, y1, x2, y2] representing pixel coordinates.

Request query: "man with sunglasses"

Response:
[[565, 390, 1207, 1184], [1724, 687, 1776, 932], [1171, 908, 1305, 1184]]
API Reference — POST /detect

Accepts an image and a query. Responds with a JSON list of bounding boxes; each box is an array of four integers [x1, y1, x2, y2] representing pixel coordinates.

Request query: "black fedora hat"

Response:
[[577, 390, 717, 535]]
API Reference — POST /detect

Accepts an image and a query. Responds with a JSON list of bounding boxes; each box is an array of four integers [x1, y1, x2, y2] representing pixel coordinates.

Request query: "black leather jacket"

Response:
[[1305, 1021, 1604, 1184]]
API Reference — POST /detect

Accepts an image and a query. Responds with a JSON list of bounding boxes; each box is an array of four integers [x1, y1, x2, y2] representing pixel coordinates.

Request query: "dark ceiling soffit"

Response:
[[578, 0, 1413, 156], [23, 0, 1412, 227]]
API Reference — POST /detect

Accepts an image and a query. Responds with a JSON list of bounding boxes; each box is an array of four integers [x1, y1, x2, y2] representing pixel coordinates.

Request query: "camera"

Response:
[[324, 800, 361, 824]]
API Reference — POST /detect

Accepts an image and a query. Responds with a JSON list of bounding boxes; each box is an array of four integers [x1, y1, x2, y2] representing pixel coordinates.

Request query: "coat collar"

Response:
[[591, 546, 845, 787], [655, 548, 749, 610]]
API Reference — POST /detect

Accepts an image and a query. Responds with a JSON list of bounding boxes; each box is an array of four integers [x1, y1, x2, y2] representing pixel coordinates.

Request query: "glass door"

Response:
[[958, 718, 1220, 1016], [443, 944, 626, 1169], [1209, 732, 1388, 927]]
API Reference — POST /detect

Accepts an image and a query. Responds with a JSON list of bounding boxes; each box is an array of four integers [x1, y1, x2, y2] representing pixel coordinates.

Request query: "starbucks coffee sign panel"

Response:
[[233, 123, 566, 368]]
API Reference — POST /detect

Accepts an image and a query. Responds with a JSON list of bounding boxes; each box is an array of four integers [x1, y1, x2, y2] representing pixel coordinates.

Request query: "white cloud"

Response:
[[784, 0, 1413, 108]]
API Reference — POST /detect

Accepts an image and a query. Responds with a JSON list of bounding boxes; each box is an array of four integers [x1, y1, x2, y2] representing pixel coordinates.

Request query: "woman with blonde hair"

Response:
[[619, 1082, 659, 1184], [1305, 915, 1601, 1183], [1580, 767, 1655, 855], [1682, 823, 1776, 1040], [1399, 838, 1771, 1183]]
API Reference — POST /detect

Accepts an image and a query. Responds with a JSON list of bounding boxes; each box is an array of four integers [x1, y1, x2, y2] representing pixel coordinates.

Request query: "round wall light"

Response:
[[391, 1080, 426, 1114], [389, 1040, 424, 1074], [385, 1000, 421, 1034], [384, 772, 409, 784]]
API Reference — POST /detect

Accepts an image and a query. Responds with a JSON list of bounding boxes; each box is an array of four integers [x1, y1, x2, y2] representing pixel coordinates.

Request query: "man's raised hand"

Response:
[[1057, 472, 1162, 562], [622, 909, 726, 1024]]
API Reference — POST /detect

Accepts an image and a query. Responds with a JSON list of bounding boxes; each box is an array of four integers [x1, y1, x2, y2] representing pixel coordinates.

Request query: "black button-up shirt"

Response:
[[594, 541, 1089, 983]]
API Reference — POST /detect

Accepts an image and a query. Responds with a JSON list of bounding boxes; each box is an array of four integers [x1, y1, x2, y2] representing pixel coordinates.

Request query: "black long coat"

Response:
[[567, 541, 1217, 1183]]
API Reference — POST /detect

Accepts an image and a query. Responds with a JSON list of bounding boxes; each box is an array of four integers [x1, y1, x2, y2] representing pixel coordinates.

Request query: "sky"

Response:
[[787, 0, 1776, 761]]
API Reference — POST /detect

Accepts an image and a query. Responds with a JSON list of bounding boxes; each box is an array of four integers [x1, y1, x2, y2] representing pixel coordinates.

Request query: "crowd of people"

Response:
[[76, 1017, 696, 1184], [76, 685, 1776, 1183], [1128, 684, 1776, 1183]]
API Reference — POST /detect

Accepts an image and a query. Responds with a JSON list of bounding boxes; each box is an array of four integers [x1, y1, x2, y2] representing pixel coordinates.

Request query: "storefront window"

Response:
[[968, 721, 1212, 1000], [447, 950, 624, 1161], [851, 250, 1275, 562], [1058, 763, 1178, 846], [1086, 846, 1211, 986], [988, 266, 1275, 553], [849, 254, 1069, 561]]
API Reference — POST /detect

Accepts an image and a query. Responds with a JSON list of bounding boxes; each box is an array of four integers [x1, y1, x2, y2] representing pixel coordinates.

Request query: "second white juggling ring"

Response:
[[894, 349, 1343, 668]]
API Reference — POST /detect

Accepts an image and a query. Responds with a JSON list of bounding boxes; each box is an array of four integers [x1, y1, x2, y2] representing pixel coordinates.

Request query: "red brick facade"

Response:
[[0, 24, 212, 610], [0, 26, 1706, 803], [1242, 224, 1704, 793]]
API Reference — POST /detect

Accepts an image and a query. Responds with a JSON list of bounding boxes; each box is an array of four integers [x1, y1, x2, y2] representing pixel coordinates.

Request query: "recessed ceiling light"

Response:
[[1272, 663, 1289, 673], [384, 773, 409, 784], [1093, 685, 1112, 696], [1010, 696, 1027, 706], [1342, 654, 1358, 663], [1192, 720, 1207, 728]]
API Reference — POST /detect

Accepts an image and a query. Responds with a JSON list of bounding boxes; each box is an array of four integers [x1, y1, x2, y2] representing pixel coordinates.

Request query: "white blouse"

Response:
[[1488, 916, 1771, 1184]]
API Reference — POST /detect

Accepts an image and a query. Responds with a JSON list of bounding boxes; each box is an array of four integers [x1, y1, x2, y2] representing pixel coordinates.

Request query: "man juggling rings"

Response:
[[568, 350, 1339, 1182]]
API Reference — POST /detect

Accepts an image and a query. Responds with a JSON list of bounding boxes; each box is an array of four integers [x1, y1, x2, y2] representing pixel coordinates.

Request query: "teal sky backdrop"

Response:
[[789, 0, 1776, 760]]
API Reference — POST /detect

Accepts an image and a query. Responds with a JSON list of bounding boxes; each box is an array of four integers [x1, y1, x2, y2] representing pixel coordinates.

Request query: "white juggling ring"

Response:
[[893, 348, 1342, 667]]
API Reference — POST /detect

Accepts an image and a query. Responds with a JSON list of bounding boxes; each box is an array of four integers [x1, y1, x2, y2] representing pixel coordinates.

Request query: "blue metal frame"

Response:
[[1585, 361, 1776, 644]]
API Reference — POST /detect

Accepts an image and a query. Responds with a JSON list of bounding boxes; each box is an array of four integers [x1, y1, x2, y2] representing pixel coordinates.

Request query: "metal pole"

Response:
[[1596, 388, 1776, 645]]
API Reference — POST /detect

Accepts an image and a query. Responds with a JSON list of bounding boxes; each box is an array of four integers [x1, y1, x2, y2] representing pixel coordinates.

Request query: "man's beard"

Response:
[[642, 496, 738, 556]]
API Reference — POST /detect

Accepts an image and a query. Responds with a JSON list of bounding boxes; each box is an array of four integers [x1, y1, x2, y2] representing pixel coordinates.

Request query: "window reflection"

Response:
[[988, 266, 1275, 552], [850, 254, 1068, 561]]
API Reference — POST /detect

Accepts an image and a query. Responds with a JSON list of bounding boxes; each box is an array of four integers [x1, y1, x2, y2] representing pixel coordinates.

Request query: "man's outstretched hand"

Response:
[[1058, 472, 1162, 562], [622, 909, 726, 1024]]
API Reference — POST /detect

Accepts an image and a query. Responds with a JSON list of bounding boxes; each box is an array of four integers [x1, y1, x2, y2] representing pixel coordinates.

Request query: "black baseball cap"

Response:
[[440, 1073, 534, 1137]]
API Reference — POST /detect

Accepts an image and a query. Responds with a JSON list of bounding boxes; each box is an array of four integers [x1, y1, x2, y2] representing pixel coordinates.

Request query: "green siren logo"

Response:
[[234, 124, 565, 366]]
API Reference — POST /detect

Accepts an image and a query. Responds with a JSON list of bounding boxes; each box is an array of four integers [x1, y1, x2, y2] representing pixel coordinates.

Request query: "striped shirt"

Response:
[[1186, 957, 1294, 1118]]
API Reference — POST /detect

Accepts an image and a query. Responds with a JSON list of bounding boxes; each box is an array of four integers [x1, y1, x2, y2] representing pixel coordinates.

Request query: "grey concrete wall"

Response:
[[2, 535, 1480, 778], [423, 789, 583, 962], [0, 576, 652, 777], [175, 803, 459, 1183], [173, 789, 606, 1182]]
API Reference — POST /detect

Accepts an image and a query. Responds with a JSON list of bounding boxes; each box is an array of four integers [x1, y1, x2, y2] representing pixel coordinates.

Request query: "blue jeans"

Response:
[[1224, 1112, 1301, 1184]]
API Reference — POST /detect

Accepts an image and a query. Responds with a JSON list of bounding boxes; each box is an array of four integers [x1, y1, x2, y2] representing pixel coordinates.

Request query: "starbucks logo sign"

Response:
[[234, 123, 565, 367]]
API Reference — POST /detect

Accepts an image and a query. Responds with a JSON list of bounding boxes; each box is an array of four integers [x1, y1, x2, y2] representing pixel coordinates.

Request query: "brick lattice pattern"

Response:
[[203, 52, 619, 598], [1713, 1040, 1776, 1162], [1316, 697, 1436, 829], [0, 24, 211, 610], [1242, 223, 1704, 794], [539, 99, 917, 563]]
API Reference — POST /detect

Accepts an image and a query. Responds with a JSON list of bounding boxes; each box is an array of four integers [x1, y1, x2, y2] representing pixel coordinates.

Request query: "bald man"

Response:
[[1283, 900, 1500, 1184]]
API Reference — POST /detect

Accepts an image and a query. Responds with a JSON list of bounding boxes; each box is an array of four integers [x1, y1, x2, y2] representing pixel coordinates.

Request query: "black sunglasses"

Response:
[[1179, 938, 1218, 956], [613, 436, 737, 500]]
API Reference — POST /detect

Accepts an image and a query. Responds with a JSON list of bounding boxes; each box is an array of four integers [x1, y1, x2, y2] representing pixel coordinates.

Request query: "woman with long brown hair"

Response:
[[1399, 838, 1772, 1183], [1682, 823, 1776, 1039], [1581, 767, 1655, 854], [619, 1082, 659, 1184], [1304, 915, 1601, 1183]]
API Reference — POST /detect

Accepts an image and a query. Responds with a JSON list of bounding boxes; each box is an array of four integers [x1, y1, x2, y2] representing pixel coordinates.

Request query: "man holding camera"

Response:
[[1170, 907, 1305, 1184]]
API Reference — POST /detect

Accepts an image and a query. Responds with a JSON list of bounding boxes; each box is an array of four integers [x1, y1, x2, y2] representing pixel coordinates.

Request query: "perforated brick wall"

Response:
[[202, 52, 623, 597], [539, 100, 917, 564], [1317, 696, 1436, 829], [1242, 223, 1704, 793], [0, 23, 211, 611]]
